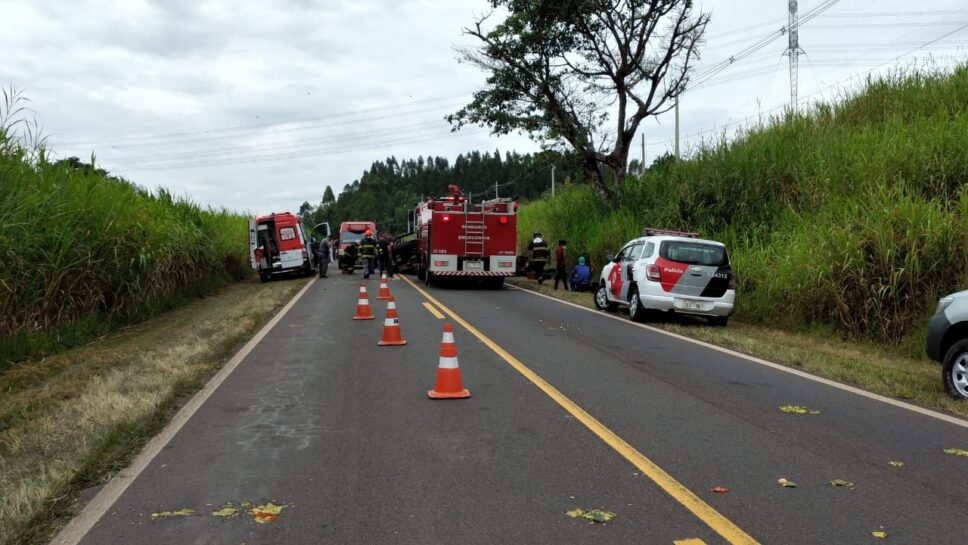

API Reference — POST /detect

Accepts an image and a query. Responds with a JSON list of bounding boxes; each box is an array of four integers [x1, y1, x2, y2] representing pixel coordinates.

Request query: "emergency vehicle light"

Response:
[[499, 216, 508, 225], [642, 227, 698, 238], [441, 215, 451, 223], [499, 261, 513, 267], [435, 260, 449, 267]]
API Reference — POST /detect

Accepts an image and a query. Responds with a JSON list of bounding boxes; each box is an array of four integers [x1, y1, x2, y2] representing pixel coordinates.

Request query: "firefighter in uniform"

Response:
[[359, 229, 377, 279], [527, 231, 550, 284]]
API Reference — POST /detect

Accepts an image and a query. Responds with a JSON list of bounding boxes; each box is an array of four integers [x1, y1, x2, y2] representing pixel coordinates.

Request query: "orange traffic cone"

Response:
[[427, 323, 470, 399], [377, 273, 391, 300], [353, 282, 375, 320], [377, 296, 407, 346]]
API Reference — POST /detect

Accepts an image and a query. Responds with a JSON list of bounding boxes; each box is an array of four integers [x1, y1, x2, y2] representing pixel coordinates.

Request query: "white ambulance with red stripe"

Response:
[[595, 228, 735, 325], [412, 184, 517, 288]]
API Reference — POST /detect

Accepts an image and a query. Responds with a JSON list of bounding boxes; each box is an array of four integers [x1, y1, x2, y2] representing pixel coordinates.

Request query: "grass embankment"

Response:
[[518, 66, 968, 356], [0, 98, 251, 366], [0, 276, 308, 545], [507, 278, 968, 419]]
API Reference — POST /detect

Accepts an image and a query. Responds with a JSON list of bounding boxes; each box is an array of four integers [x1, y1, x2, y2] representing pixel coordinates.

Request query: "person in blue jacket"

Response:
[[570, 256, 592, 292]]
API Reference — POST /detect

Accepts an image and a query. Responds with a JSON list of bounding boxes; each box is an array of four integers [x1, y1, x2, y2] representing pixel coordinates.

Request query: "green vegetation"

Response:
[[519, 66, 968, 354], [300, 150, 587, 234], [0, 277, 307, 545], [0, 92, 251, 366]]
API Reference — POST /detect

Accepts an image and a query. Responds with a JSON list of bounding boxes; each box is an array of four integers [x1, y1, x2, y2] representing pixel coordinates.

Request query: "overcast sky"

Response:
[[3, 0, 966, 215]]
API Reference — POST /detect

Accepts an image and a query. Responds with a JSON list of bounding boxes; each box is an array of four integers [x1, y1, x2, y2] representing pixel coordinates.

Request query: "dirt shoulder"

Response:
[[0, 276, 309, 545], [506, 277, 968, 420]]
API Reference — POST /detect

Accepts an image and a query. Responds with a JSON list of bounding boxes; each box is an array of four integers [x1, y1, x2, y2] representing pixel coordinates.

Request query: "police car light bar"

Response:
[[641, 227, 699, 238]]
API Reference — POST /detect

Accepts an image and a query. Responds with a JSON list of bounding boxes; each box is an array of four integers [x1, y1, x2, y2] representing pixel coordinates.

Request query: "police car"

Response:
[[594, 228, 735, 325]]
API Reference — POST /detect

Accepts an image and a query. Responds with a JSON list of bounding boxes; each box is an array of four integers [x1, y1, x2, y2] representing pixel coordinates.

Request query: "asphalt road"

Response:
[[70, 272, 968, 545]]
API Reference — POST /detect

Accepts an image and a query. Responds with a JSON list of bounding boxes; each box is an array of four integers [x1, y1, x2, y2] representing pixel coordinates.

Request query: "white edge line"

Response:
[[506, 283, 968, 430], [50, 277, 318, 545]]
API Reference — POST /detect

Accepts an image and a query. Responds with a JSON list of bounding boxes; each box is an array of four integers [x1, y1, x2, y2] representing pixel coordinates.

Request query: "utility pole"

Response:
[[551, 165, 556, 196], [495, 181, 499, 199], [785, 0, 803, 112], [640, 133, 645, 173], [674, 101, 680, 159]]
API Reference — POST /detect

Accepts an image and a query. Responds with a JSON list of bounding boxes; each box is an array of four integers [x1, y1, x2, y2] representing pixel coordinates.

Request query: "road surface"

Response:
[[62, 272, 968, 545]]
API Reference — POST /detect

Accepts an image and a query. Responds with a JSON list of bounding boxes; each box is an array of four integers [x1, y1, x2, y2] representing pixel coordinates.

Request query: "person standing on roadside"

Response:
[[377, 234, 393, 278], [527, 231, 550, 284], [359, 229, 377, 279], [553, 239, 569, 291], [316, 235, 331, 278]]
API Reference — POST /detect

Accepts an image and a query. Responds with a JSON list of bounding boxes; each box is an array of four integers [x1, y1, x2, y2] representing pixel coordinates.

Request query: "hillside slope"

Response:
[[519, 66, 968, 352]]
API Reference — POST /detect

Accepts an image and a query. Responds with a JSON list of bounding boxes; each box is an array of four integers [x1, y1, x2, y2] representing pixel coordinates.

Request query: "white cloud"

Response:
[[2, 0, 965, 214]]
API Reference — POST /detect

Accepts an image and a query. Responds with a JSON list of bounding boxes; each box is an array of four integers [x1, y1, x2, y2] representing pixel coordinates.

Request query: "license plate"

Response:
[[464, 260, 483, 271], [679, 299, 705, 311]]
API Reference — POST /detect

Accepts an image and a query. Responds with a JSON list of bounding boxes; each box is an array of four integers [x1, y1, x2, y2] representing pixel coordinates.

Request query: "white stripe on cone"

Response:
[[388, 301, 396, 310], [442, 332, 455, 344], [360, 298, 370, 305], [438, 356, 459, 369], [384, 318, 398, 326]]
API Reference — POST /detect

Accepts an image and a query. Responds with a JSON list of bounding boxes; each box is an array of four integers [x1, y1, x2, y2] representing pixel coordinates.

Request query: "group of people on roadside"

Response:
[[527, 231, 591, 292], [316, 229, 395, 280]]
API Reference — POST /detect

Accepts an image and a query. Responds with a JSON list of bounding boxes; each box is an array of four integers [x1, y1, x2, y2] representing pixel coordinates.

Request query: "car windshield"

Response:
[[660, 241, 728, 266], [340, 231, 365, 244]]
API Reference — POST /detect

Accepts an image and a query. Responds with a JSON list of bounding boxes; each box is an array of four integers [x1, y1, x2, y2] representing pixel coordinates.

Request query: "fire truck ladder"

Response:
[[463, 204, 486, 257]]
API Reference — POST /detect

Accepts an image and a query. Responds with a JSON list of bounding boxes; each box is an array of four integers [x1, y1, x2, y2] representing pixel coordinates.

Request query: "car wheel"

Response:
[[942, 339, 968, 400], [709, 316, 729, 327], [629, 288, 647, 323], [594, 284, 617, 311]]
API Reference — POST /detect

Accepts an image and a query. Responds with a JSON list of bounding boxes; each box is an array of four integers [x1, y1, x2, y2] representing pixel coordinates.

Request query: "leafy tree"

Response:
[[449, 0, 708, 200], [322, 185, 335, 204]]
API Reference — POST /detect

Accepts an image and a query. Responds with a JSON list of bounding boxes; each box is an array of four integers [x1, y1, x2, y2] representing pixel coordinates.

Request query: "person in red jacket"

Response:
[[554, 239, 569, 291]]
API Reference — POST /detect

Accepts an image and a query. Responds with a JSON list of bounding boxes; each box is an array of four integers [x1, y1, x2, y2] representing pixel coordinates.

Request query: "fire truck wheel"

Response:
[[417, 266, 426, 281], [425, 271, 434, 287], [485, 277, 505, 290]]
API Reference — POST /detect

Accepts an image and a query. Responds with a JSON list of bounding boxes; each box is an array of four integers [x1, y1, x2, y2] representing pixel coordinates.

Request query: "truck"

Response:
[[337, 221, 378, 271], [248, 212, 329, 282], [410, 184, 517, 288]]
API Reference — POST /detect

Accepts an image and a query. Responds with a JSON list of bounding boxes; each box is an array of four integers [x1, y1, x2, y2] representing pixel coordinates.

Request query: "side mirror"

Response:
[[605, 254, 615, 263]]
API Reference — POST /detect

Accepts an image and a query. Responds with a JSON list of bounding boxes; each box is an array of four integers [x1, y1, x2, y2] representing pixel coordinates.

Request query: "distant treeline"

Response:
[[299, 149, 590, 235]]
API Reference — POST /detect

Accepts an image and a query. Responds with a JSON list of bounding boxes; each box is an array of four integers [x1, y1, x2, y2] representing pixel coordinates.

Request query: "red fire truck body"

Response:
[[414, 187, 517, 285]]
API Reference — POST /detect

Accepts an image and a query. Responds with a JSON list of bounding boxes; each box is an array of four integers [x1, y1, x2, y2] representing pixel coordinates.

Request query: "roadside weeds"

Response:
[[506, 278, 968, 420], [0, 277, 309, 545]]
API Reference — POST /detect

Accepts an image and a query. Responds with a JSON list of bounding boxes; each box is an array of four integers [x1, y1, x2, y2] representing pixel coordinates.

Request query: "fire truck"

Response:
[[411, 185, 517, 288]]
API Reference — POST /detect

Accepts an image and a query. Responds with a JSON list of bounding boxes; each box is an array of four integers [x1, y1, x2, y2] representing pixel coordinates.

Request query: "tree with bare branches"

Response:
[[448, 0, 708, 200]]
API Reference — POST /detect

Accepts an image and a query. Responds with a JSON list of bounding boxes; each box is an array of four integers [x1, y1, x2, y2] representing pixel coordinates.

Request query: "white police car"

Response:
[[594, 228, 735, 325]]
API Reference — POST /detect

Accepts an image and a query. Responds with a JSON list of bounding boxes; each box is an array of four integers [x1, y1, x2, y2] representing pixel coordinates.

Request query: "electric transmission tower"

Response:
[[784, 0, 804, 112]]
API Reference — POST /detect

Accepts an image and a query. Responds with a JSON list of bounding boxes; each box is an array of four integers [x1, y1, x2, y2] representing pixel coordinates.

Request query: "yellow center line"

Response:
[[399, 275, 760, 545], [421, 301, 445, 320], [675, 539, 708, 545]]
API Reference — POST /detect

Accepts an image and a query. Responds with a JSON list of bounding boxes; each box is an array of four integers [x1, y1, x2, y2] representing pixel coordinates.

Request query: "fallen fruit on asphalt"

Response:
[[565, 508, 616, 523], [150, 508, 195, 518], [871, 531, 888, 538], [250, 502, 286, 524], [710, 486, 729, 493], [943, 447, 968, 457], [887, 461, 905, 467], [778, 478, 797, 488], [212, 504, 240, 517], [779, 405, 821, 415], [830, 479, 855, 489]]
